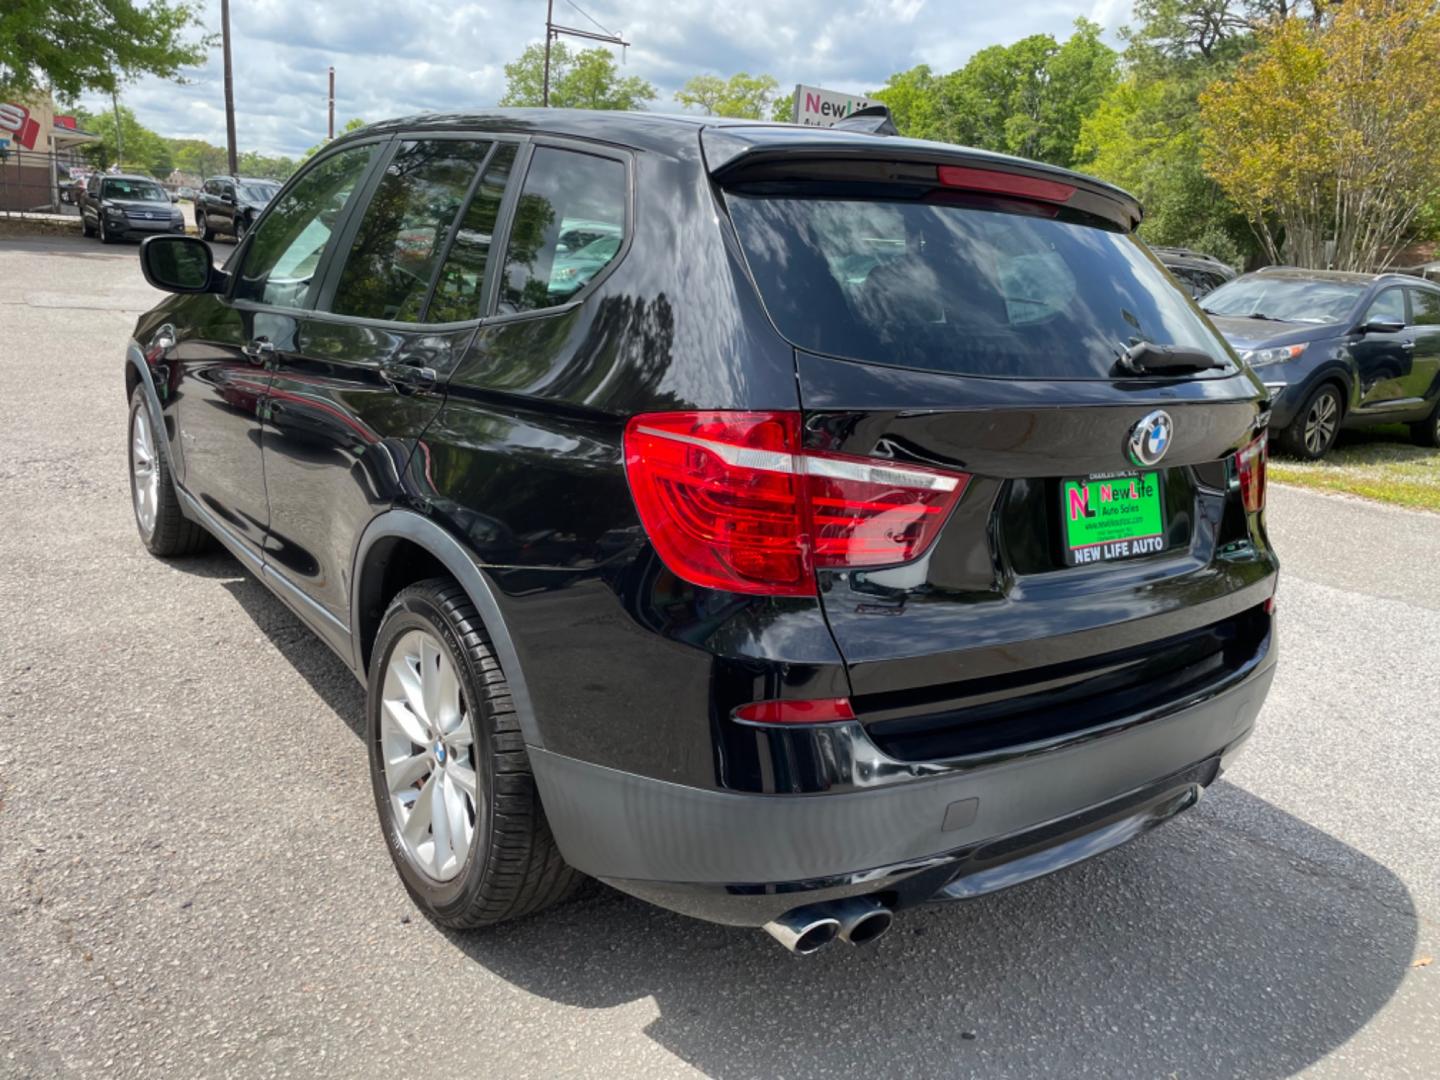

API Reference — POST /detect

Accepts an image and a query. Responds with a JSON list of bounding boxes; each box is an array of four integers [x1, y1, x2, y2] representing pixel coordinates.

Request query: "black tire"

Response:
[[197, 210, 213, 242], [367, 579, 581, 928], [127, 387, 210, 556], [1410, 400, 1440, 448], [235, 215, 248, 242], [1280, 383, 1343, 460], [98, 214, 117, 244], [81, 214, 95, 238]]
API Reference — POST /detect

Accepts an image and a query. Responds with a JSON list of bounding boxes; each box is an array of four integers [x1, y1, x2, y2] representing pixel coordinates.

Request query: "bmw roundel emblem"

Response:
[[1128, 410, 1174, 466]]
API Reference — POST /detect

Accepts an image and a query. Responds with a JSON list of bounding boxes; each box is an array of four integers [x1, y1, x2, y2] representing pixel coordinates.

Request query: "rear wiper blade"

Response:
[[1116, 341, 1227, 376]]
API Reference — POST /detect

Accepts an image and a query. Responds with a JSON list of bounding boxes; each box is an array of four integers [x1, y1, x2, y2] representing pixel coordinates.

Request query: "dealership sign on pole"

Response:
[[790, 84, 878, 127]]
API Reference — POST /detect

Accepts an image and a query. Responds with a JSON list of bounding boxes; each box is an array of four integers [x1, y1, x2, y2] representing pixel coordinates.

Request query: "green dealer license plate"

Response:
[[1060, 472, 1166, 566]]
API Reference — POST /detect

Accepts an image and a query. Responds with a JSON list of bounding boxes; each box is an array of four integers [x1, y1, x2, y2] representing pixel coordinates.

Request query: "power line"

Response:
[[562, 0, 619, 39], [542, 0, 632, 107]]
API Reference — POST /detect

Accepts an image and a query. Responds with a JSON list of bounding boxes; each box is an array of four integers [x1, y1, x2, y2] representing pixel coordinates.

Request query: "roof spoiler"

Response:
[[702, 127, 1144, 233], [831, 104, 898, 137]]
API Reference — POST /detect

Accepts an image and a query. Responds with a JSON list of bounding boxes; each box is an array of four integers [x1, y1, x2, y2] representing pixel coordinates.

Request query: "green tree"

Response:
[[72, 104, 171, 176], [170, 138, 227, 180], [872, 20, 1116, 168], [1074, 0, 1263, 264], [301, 117, 367, 161], [771, 89, 795, 122], [674, 72, 779, 118], [1200, 1, 1440, 269], [237, 149, 296, 180], [0, 0, 208, 100], [499, 42, 656, 110], [871, 65, 947, 141]]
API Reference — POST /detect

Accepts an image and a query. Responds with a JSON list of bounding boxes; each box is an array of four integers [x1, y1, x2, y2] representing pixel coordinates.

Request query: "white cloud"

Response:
[[79, 0, 1122, 158]]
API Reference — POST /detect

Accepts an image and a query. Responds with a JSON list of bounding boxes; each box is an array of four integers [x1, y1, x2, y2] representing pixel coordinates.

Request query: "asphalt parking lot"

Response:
[[1, 233, 1437, 1079]]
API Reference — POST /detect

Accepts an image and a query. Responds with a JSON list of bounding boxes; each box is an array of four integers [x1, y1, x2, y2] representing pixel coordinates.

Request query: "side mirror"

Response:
[[1361, 318, 1405, 335], [140, 235, 219, 294]]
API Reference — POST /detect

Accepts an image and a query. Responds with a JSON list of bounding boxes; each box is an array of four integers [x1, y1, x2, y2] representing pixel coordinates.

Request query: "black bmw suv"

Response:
[[1202, 268, 1440, 458], [125, 110, 1278, 953]]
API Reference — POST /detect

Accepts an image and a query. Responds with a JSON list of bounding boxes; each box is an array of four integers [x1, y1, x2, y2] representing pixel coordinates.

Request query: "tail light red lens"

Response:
[[1235, 431, 1267, 513], [733, 697, 857, 725], [936, 164, 1076, 204], [623, 411, 970, 596]]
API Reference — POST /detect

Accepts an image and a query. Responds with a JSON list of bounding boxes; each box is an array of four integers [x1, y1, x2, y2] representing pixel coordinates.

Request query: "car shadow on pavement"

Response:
[[205, 550, 1417, 1080]]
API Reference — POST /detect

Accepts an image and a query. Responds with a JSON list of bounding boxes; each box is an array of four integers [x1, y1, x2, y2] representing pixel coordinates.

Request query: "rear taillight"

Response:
[[623, 411, 970, 596], [1235, 431, 1267, 513]]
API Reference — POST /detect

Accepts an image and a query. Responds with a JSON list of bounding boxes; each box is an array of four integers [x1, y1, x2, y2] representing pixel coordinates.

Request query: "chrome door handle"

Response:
[[241, 338, 275, 363], [1400, 340, 1415, 350]]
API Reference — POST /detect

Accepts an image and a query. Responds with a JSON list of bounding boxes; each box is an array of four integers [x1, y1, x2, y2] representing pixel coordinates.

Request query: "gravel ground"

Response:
[[1, 235, 1436, 1079]]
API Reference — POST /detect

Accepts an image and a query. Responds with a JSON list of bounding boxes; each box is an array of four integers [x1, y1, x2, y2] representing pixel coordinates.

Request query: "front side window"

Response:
[[233, 145, 375, 309], [1365, 288, 1407, 326], [728, 190, 1229, 379], [498, 147, 626, 315], [102, 179, 167, 202], [329, 139, 493, 322]]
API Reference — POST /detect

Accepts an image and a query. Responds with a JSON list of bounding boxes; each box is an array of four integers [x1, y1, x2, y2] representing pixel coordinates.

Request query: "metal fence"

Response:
[[0, 149, 85, 214]]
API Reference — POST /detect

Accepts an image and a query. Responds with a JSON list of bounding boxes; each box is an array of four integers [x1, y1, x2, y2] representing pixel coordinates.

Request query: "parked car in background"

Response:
[[125, 109, 1277, 953], [175, 186, 199, 202], [195, 175, 281, 241], [1203, 267, 1440, 457], [1153, 246, 1237, 299], [78, 173, 185, 244]]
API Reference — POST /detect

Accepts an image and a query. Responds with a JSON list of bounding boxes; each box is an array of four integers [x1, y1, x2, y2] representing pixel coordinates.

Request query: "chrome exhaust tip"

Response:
[[762, 908, 842, 954], [831, 896, 894, 946]]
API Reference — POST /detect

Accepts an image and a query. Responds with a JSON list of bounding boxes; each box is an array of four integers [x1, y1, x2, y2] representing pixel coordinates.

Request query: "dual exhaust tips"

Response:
[[763, 896, 894, 954]]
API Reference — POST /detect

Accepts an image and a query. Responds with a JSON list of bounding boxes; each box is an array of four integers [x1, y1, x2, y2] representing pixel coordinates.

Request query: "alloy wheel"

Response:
[[379, 629, 478, 882], [1304, 390, 1339, 455], [130, 405, 160, 539]]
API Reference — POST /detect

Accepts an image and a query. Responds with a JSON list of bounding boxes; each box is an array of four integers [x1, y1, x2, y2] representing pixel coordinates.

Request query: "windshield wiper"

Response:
[[1116, 340, 1227, 377]]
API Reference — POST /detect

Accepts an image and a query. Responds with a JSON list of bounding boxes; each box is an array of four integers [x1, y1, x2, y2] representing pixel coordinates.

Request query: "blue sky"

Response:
[[80, 0, 1130, 158]]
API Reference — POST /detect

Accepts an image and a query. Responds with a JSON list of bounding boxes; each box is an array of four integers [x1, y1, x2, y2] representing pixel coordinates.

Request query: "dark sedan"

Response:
[[1203, 268, 1440, 458]]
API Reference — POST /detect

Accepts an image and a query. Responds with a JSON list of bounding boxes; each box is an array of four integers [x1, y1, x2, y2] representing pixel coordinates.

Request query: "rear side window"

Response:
[[498, 147, 626, 315], [1407, 288, 1440, 326], [234, 145, 375, 309], [329, 139, 493, 322], [726, 192, 1231, 379], [427, 144, 517, 324]]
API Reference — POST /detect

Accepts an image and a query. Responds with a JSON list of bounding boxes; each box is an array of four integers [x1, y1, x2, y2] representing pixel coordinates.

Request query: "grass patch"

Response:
[[1270, 424, 1440, 512]]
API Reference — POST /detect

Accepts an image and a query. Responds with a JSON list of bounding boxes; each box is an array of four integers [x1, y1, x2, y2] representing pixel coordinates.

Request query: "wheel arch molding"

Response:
[[350, 509, 543, 748]]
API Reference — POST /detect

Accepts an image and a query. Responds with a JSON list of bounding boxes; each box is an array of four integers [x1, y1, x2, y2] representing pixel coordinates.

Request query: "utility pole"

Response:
[[221, 0, 238, 175], [110, 89, 123, 169], [543, 0, 553, 108], [542, 0, 630, 107], [328, 66, 335, 140]]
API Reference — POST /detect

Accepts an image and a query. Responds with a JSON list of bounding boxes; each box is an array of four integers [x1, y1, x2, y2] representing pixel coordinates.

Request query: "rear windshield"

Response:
[[725, 191, 1231, 379], [1201, 276, 1367, 324]]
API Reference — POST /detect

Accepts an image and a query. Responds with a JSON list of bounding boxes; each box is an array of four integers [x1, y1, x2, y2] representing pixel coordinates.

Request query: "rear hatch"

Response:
[[710, 127, 1278, 761]]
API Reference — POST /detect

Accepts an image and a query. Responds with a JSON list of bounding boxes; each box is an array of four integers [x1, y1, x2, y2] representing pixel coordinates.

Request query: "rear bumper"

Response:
[[531, 650, 1275, 926]]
